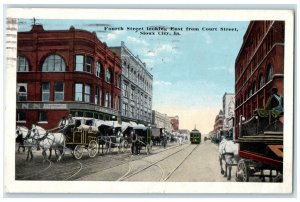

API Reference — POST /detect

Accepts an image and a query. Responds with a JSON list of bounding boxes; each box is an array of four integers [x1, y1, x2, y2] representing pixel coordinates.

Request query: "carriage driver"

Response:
[[59, 116, 67, 128], [131, 130, 139, 155], [265, 87, 284, 118]]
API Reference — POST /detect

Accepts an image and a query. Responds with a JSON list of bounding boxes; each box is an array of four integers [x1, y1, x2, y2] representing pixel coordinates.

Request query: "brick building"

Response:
[[234, 21, 284, 138], [169, 115, 179, 132], [16, 24, 121, 129], [213, 110, 224, 138]]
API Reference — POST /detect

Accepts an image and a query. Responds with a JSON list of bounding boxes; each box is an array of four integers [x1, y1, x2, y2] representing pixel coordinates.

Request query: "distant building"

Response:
[[169, 115, 179, 131], [222, 92, 235, 139], [234, 21, 284, 138], [178, 129, 190, 135], [152, 110, 172, 132], [110, 42, 153, 125], [16, 24, 121, 129], [213, 110, 224, 139]]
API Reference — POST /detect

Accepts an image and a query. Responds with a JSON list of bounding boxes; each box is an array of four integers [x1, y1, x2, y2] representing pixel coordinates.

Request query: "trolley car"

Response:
[[235, 110, 283, 182], [190, 129, 201, 144]]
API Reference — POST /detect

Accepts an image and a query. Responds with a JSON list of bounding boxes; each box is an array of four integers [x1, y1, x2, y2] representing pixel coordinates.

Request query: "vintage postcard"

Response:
[[4, 8, 294, 194]]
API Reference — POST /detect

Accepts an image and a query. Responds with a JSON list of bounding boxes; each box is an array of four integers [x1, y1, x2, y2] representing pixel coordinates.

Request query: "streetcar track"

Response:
[[64, 161, 83, 180], [16, 142, 188, 180], [120, 144, 195, 181], [117, 162, 132, 181], [75, 144, 188, 180], [163, 144, 199, 181], [139, 159, 165, 181]]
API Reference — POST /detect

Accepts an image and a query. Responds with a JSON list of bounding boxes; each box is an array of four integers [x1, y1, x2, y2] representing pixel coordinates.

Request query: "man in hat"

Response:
[[265, 87, 284, 117]]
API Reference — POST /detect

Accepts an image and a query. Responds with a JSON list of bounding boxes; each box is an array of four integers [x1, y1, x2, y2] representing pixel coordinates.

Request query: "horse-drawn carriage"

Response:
[[64, 117, 99, 160], [235, 109, 283, 182], [132, 125, 153, 155], [66, 118, 127, 159]]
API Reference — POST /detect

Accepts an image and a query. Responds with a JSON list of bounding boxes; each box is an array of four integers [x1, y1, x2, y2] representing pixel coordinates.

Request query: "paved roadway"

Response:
[[15, 140, 238, 182]]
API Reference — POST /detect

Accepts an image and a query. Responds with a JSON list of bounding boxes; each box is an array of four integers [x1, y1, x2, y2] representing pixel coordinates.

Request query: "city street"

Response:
[[15, 140, 236, 182]]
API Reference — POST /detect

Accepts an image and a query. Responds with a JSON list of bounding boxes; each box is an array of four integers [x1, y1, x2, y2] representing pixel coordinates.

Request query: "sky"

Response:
[[18, 19, 249, 134]]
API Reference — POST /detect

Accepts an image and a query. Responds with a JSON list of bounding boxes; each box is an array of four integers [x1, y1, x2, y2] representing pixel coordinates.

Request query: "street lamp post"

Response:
[[239, 115, 245, 138]]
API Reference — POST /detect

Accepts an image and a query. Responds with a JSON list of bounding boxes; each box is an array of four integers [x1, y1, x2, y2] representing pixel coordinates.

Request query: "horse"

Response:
[[108, 130, 125, 153], [218, 136, 239, 180], [16, 126, 35, 161], [31, 124, 66, 162], [16, 126, 26, 153]]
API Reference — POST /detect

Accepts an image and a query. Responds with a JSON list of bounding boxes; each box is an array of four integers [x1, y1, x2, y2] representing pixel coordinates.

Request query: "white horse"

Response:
[[31, 124, 66, 162], [16, 126, 35, 161], [218, 137, 239, 180]]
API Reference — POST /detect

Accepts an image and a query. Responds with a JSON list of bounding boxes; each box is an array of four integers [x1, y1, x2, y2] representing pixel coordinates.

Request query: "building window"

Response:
[[96, 62, 102, 77], [17, 55, 29, 72], [54, 82, 64, 101], [259, 74, 264, 89], [84, 85, 91, 103], [86, 56, 93, 73], [109, 93, 112, 108], [39, 111, 48, 122], [42, 54, 66, 72], [75, 55, 84, 71], [115, 74, 121, 87], [95, 87, 99, 105], [75, 55, 93, 73], [130, 106, 134, 117], [99, 88, 102, 106], [130, 88, 134, 100], [42, 82, 50, 101], [118, 75, 121, 88], [105, 92, 109, 107], [114, 96, 120, 110], [123, 83, 128, 97], [267, 64, 273, 82], [106, 68, 112, 83], [17, 111, 26, 122], [75, 83, 83, 101], [17, 83, 27, 101], [122, 103, 128, 116]]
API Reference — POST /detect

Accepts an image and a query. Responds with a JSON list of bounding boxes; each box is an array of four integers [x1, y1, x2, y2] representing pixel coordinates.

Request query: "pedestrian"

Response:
[[67, 114, 74, 125], [265, 87, 284, 117], [131, 131, 140, 155]]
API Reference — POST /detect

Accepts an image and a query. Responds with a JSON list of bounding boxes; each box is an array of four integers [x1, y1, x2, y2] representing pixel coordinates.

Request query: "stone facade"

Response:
[[110, 42, 153, 125]]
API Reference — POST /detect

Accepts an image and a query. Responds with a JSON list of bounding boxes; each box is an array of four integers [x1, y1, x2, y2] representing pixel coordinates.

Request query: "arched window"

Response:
[[105, 68, 112, 83], [17, 55, 29, 72], [96, 61, 102, 78], [259, 74, 264, 89], [267, 63, 273, 82], [42, 54, 65, 72]]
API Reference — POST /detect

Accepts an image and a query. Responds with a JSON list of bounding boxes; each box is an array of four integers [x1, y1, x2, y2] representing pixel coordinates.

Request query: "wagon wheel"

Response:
[[123, 140, 129, 148], [72, 145, 84, 160], [88, 140, 98, 158], [236, 159, 249, 182]]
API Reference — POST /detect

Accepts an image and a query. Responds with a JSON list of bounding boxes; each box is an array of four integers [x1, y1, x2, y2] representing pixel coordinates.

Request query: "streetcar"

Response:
[[190, 129, 201, 144]]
